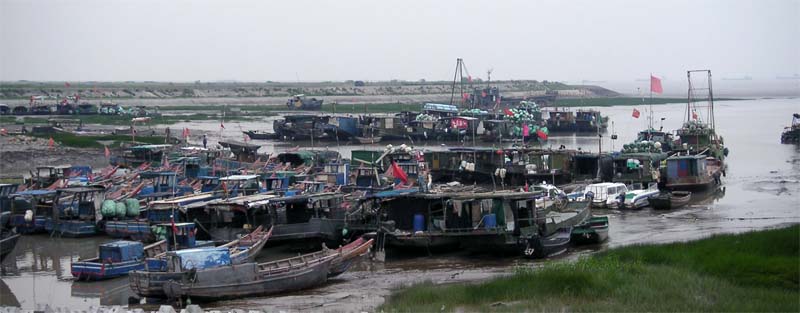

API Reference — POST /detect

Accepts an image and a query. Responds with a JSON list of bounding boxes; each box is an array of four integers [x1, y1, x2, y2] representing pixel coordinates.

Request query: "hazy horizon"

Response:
[[1, 0, 798, 96]]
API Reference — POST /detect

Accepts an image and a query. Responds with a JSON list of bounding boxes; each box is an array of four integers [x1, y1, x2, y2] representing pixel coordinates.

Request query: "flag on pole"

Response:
[[632, 108, 641, 118], [537, 129, 548, 140], [104, 146, 110, 158], [220, 122, 225, 129], [503, 108, 514, 116], [522, 124, 530, 137], [462, 93, 469, 101], [467, 75, 472, 83], [48, 137, 54, 150], [692, 111, 698, 120], [650, 75, 663, 94], [390, 161, 408, 185], [64, 82, 71, 88], [182, 127, 189, 139]]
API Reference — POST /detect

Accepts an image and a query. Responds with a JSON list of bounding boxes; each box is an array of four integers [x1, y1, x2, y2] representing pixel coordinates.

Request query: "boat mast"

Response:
[[686, 70, 715, 130]]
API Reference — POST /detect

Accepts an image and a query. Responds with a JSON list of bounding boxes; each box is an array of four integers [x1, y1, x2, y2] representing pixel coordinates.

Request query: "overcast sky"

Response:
[[1, 0, 798, 87]]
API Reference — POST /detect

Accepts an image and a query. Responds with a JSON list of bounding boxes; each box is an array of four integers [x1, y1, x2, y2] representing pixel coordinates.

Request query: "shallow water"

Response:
[[2, 98, 799, 311]]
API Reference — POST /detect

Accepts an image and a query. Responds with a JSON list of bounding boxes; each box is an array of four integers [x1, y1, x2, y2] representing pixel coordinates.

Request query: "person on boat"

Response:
[[202, 134, 208, 149]]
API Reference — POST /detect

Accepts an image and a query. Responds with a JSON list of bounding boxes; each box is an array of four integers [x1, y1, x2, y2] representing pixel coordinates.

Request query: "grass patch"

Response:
[[1, 114, 258, 126], [31, 132, 166, 148], [554, 97, 742, 107], [381, 226, 800, 312]]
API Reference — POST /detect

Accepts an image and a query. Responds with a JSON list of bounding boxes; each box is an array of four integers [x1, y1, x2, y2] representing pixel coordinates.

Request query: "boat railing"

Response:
[[256, 251, 337, 276]]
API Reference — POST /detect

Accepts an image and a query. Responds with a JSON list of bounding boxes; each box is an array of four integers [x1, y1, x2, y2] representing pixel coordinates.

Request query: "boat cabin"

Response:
[[8, 190, 57, 234], [264, 192, 348, 245], [46, 186, 106, 237], [664, 154, 720, 190], [164, 248, 232, 273], [147, 192, 220, 227], [611, 152, 668, 185], [219, 175, 262, 197], [111, 144, 171, 169], [219, 141, 260, 163]]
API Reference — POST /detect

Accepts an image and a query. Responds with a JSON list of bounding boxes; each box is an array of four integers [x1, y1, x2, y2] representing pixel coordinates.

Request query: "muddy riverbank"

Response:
[[1, 98, 799, 311]]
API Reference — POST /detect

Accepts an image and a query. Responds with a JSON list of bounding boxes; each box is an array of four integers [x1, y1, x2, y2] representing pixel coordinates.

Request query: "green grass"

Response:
[[554, 97, 742, 107], [31, 132, 167, 148], [381, 225, 800, 312], [0, 114, 257, 126]]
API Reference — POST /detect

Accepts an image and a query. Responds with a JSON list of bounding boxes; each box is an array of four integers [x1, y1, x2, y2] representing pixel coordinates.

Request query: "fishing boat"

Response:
[[582, 182, 628, 209], [664, 154, 722, 191], [328, 237, 375, 278], [273, 115, 328, 141], [780, 113, 800, 144], [71, 240, 167, 281], [286, 94, 323, 110], [648, 191, 692, 210], [354, 136, 382, 144], [243, 130, 278, 140], [46, 186, 106, 237], [161, 249, 338, 301], [571, 215, 609, 245], [618, 183, 660, 210], [128, 226, 273, 298], [523, 227, 572, 259]]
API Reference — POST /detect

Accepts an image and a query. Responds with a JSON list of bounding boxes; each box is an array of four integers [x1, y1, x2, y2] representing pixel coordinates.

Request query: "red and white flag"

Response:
[[650, 75, 663, 94], [632, 108, 641, 118]]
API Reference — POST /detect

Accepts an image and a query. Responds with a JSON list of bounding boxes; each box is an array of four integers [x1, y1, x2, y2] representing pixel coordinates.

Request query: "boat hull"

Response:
[[71, 259, 145, 281], [162, 259, 333, 301], [571, 216, 609, 245]]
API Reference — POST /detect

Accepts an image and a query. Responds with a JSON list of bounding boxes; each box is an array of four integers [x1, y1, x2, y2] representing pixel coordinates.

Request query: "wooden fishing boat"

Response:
[[354, 136, 382, 144], [524, 227, 572, 259], [243, 130, 278, 140], [162, 249, 338, 301], [571, 216, 609, 245], [648, 191, 692, 210], [71, 240, 167, 281], [128, 226, 272, 298], [328, 237, 374, 278]]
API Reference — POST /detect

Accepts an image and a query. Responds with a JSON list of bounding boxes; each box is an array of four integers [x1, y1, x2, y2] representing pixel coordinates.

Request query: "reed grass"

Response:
[[381, 225, 800, 312]]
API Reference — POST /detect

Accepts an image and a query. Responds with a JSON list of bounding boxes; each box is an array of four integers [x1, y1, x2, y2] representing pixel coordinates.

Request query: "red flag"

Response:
[[104, 146, 110, 158], [650, 75, 663, 94], [163, 156, 170, 168], [48, 137, 54, 149], [182, 127, 189, 138], [632, 108, 641, 118], [467, 75, 472, 83], [244, 133, 250, 142], [220, 122, 225, 129], [481, 91, 487, 97], [537, 129, 548, 140], [503, 108, 514, 116], [524, 181, 529, 192], [462, 93, 469, 101], [64, 82, 71, 88], [390, 161, 408, 185], [692, 111, 698, 120], [522, 124, 530, 137], [221, 181, 228, 194]]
